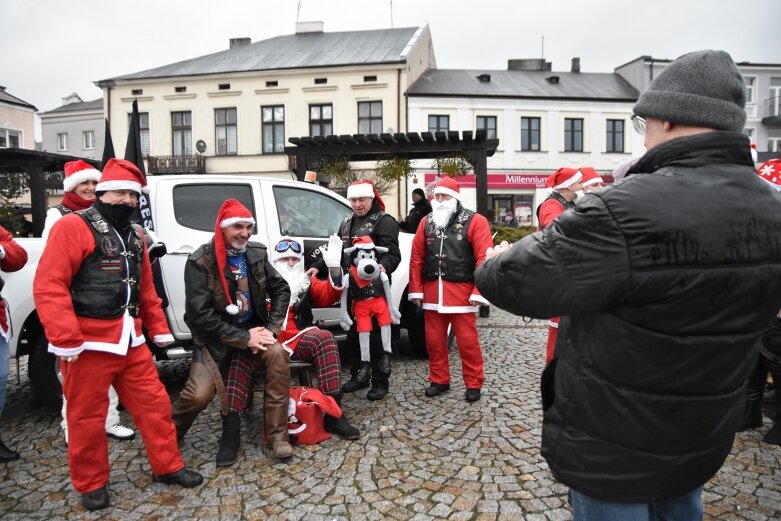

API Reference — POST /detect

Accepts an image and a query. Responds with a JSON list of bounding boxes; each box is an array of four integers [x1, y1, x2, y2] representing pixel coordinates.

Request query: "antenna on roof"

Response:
[[541, 35, 544, 60], [296, 0, 302, 23], [390, 0, 394, 28]]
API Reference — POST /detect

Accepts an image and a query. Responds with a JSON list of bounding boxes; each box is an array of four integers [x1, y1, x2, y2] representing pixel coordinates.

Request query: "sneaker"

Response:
[[106, 424, 135, 441]]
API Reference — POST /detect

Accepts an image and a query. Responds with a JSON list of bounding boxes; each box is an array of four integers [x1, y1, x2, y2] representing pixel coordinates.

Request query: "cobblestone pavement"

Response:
[[1, 308, 780, 520]]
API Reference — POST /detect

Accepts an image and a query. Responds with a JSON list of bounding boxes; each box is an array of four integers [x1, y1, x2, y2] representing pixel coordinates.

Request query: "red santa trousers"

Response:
[[424, 310, 484, 389], [545, 317, 560, 365], [61, 346, 183, 494]]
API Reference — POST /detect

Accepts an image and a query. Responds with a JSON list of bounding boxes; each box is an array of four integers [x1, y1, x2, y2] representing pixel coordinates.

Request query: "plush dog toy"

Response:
[[340, 236, 401, 378]]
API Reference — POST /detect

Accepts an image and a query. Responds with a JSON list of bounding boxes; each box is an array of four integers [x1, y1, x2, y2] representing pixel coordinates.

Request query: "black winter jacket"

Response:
[[184, 240, 290, 367], [405, 198, 432, 234], [475, 131, 781, 501]]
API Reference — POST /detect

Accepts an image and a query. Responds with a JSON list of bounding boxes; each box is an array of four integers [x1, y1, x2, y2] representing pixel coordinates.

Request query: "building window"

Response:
[[83, 130, 95, 150], [358, 101, 382, 134], [131, 89, 143, 96], [310, 104, 333, 137], [769, 135, 781, 153], [215, 108, 237, 155], [262, 105, 285, 154], [139, 112, 150, 157], [266, 80, 278, 88], [175, 86, 186, 93], [564, 118, 584, 152], [606, 119, 624, 153], [58, 132, 68, 151], [521, 117, 540, 151], [0, 129, 20, 148], [314, 78, 327, 85], [476, 116, 497, 139], [172, 111, 192, 156], [745, 77, 756, 104], [428, 115, 450, 133], [363, 75, 377, 82]]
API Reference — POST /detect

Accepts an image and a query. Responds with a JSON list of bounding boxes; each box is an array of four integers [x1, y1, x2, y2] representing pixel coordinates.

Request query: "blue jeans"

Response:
[[571, 486, 704, 521], [0, 336, 9, 417]]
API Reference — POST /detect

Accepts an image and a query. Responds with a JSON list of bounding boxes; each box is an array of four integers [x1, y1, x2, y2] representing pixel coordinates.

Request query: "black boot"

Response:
[[342, 362, 371, 393], [0, 436, 19, 463], [324, 393, 360, 440], [367, 355, 391, 401], [738, 398, 763, 431], [764, 365, 781, 445], [216, 411, 241, 467]]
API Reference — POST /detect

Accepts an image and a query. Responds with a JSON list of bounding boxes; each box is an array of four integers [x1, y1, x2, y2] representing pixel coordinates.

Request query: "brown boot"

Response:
[[270, 440, 293, 460], [258, 344, 293, 457]]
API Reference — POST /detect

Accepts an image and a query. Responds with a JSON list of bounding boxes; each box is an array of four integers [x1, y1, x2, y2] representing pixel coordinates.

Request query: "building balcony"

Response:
[[761, 96, 781, 126], [147, 154, 206, 174]]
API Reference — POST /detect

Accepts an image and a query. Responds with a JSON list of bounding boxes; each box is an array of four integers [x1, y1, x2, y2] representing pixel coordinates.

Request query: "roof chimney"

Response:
[[230, 37, 251, 49], [296, 21, 324, 34], [571, 57, 581, 73], [508, 59, 552, 71]]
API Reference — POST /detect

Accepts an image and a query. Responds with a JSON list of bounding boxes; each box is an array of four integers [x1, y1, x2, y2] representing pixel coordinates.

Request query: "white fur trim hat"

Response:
[[433, 176, 460, 200], [96, 158, 147, 195], [63, 160, 101, 192], [346, 180, 375, 200]]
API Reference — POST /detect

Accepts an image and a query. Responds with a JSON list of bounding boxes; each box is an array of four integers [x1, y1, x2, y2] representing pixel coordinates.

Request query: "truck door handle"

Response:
[[169, 248, 194, 255]]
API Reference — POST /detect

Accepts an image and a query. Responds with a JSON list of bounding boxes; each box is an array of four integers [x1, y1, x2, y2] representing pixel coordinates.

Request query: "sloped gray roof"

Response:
[[0, 87, 37, 110], [408, 69, 638, 101], [40, 98, 102, 115], [105, 27, 419, 82]]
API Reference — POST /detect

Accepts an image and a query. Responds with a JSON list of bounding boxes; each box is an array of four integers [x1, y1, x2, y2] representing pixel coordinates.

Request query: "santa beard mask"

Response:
[[274, 260, 311, 302], [431, 197, 459, 229]]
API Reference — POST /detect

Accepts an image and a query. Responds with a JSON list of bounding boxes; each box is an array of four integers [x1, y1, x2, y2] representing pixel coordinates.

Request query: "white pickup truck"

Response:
[[5, 174, 423, 407]]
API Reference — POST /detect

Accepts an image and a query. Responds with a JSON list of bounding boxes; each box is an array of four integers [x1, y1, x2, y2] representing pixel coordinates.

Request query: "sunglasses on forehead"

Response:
[[275, 239, 302, 254]]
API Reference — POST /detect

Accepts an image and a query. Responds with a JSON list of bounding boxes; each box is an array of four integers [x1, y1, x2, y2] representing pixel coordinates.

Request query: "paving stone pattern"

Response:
[[1, 308, 780, 519]]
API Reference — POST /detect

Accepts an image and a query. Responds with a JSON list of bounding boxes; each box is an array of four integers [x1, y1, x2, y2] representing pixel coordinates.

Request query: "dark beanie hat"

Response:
[[633, 50, 746, 132], [412, 188, 426, 198]]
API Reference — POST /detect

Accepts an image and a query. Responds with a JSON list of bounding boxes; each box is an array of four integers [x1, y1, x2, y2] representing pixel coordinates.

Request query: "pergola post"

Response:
[[27, 164, 47, 237]]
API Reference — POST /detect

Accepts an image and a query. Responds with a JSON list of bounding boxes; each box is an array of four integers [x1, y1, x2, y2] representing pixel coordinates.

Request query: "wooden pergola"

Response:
[[0, 149, 101, 237], [285, 130, 499, 218]]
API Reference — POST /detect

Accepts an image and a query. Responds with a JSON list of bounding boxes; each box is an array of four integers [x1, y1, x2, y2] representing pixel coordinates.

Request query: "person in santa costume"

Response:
[[33, 158, 203, 511], [0, 225, 27, 463], [42, 160, 135, 444], [408, 176, 494, 402], [171, 199, 292, 465], [264, 235, 360, 439], [536, 167, 583, 365], [308, 179, 400, 401], [577, 166, 604, 193]]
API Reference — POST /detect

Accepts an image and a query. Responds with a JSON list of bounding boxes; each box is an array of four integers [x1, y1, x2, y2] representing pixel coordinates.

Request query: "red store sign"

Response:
[[423, 172, 549, 189]]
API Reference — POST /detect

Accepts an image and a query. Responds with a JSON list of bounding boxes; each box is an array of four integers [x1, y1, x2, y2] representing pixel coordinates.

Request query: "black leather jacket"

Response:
[[476, 131, 781, 501], [184, 239, 290, 366]]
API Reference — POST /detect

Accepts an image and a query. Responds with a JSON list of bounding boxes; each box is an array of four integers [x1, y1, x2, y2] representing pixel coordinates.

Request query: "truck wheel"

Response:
[[403, 300, 428, 359], [28, 335, 63, 409]]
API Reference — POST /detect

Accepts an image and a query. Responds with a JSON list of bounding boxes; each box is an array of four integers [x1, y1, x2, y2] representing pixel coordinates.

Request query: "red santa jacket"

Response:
[[278, 275, 341, 354], [0, 226, 28, 339], [33, 214, 172, 357], [408, 211, 493, 313]]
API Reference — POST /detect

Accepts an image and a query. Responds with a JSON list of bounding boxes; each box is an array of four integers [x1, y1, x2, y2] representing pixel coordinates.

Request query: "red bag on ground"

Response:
[[287, 386, 342, 445]]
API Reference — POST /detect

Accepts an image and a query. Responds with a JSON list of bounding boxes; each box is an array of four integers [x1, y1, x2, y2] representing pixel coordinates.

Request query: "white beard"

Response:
[[431, 198, 458, 229], [274, 262, 311, 303]]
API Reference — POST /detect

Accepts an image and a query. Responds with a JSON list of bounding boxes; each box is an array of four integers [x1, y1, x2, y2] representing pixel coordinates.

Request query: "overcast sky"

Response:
[[2, 0, 777, 139]]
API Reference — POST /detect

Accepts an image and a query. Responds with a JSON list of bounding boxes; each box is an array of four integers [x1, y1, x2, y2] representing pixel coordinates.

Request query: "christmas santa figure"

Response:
[[536, 167, 583, 365], [408, 176, 494, 402], [577, 166, 604, 193], [33, 158, 202, 511]]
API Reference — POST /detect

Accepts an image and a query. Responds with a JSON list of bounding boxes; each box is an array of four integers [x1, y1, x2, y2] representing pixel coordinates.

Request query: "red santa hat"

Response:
[[577, 167, 603, 188], [757, 158, 781, 192], [96, 158, 148, 194], [213, 199, 256, 315], [433, 176, 461, 200], [63, 160, 101, 192], [346, 180, 385, 211], [545, 167, 582, 190], [344, 235, 388, 254], [269, 236, 304, 264]]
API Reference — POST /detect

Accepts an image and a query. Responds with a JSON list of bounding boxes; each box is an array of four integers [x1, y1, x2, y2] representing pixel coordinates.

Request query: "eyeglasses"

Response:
[[275, 239, 302, 254], [631, 114, 646, 136]]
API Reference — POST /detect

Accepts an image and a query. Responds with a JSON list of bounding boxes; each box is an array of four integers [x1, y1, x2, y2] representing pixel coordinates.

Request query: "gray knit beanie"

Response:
[[633, 50, 746, 132]]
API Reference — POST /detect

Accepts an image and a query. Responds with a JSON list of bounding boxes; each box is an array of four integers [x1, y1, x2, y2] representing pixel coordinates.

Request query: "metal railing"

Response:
[[147, 154, 206, 174], [762, 96, 781, 120]]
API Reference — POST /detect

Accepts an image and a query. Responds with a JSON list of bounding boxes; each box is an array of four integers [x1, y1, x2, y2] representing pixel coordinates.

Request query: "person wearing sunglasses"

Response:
[[476, 50, 781, 520]]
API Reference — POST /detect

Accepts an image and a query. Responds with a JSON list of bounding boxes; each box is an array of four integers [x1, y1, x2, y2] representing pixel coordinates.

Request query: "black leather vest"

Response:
[[55, 204, 72, 216], [423, 207, 476, 282], [338, 210, 387, 267], [348, 275, 386, 301], [70, 207, 145, 318]]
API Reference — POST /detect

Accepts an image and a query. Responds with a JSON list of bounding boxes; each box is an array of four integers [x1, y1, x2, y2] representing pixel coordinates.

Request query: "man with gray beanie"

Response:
[[474, 49, 781, 520]]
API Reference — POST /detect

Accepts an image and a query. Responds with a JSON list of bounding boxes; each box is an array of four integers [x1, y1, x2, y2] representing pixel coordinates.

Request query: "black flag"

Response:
[[125, 99, 154, 231], [101, 118, 115, 169]]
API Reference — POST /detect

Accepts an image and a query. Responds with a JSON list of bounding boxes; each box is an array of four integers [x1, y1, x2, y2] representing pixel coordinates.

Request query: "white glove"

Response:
[[321, 233, 343, 268]]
